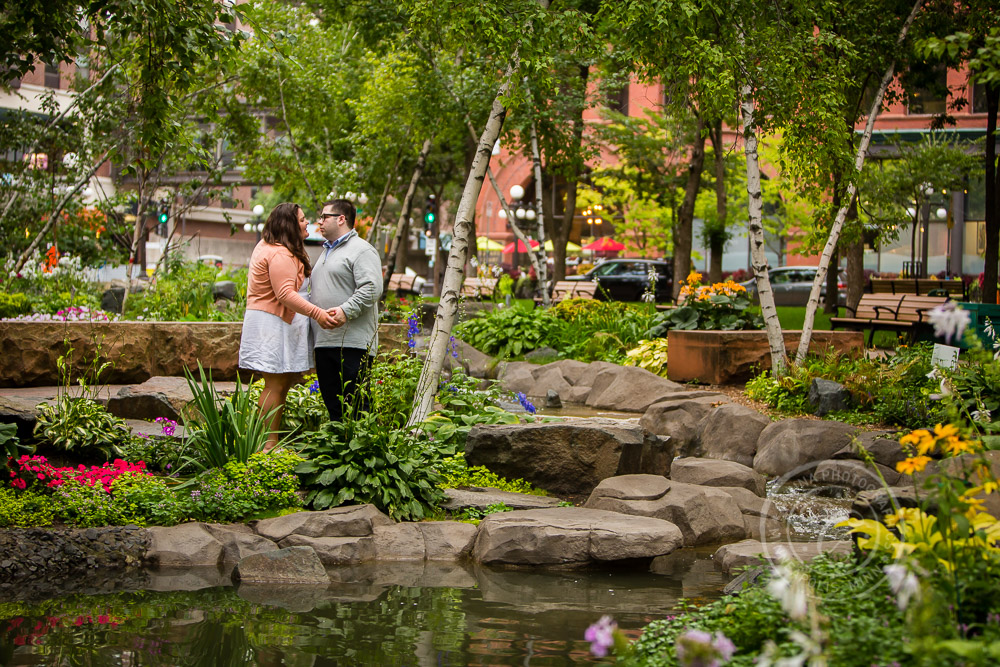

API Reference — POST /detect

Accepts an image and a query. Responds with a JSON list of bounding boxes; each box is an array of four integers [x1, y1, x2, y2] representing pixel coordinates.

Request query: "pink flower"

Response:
[[584, 616, 617, 657]]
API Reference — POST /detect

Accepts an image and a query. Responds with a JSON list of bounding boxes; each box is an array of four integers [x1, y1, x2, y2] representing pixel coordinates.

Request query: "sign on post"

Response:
[[931, 343, 960, 370]]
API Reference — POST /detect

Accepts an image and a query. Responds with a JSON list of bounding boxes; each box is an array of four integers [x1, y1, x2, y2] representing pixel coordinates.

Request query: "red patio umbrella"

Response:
[[582, 237, 625, 251], [502, 239, 540, 253]]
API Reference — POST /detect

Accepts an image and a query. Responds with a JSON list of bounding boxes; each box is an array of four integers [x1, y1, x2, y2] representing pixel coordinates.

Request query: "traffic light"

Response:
[[423, 195, 437, 226], [157, 201, 169, 236]]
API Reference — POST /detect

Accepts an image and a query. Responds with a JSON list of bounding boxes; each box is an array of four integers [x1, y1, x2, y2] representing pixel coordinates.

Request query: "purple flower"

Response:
[[675, 628, 736, 667], [584, 616, 616, 657], [407, 310, 420, 349], [308, 379, 320, 394], [515, 392, 536, 415], [155, 417, 177, 437]]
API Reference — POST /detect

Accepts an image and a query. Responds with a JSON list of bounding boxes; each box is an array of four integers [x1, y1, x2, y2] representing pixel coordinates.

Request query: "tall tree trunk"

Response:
[[845, 197, 865, 314], [407, 60, 519, 427], [983, 83, 998, 305], [742, 87, 787, 376], [795, 0, 924, 363], [674, 114, 706, 299], [550, 65, 589, 283], [383, 138, 433, 293], [825, 247, 839, 314], [709, 120, 727, 282], [367, 148, 403, 248], [529, 120, 550, 307]]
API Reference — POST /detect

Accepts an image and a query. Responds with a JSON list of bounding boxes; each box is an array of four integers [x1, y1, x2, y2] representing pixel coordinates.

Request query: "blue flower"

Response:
[[407, 310, 420, 349], [308, 379, 320, 394], [515, 392, 536, 414], [448, 335, 459, 359]]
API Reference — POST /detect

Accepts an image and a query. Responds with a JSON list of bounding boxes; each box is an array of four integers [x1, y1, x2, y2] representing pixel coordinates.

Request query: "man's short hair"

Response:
[[323, 199, 356, 229]]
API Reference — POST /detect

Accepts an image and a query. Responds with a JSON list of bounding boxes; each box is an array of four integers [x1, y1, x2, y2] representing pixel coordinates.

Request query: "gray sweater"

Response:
[[310, 230, 383, 353]]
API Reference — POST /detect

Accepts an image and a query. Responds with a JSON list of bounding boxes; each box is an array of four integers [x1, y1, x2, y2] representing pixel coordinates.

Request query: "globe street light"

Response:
[[253, 204, 265, 217], [509, 184, 524, 201]]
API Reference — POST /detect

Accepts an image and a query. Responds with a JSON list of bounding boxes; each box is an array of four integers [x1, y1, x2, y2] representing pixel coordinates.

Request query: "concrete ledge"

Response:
[[667, 330, 864, 385], [0, 322, 407, 387]]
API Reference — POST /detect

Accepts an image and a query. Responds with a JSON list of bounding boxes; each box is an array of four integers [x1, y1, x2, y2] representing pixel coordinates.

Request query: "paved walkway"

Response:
[[0, 382, 238, 405]]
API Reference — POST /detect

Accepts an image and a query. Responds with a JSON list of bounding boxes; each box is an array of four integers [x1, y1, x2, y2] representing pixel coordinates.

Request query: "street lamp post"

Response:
[[243, 203, 266, 243]]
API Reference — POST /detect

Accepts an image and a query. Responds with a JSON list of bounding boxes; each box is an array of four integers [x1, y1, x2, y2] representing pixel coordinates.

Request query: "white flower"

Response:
[[927, 301, 971, 344], [972, 407, 992, 423], [884, 563, 920, 611], [767, 559, 809, 621]]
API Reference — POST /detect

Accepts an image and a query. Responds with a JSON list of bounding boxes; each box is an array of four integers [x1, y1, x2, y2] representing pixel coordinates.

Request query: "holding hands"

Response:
[[315, 306, 347, 329]]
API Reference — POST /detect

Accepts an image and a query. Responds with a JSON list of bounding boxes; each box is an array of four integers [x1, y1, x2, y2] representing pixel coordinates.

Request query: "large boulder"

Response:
[[530, 365, 573, 397], [585, 366, 686, 412], [812, 459, 903, 491], [442, 488, 563, 512], [0, 395, 42, 441], [472, 507, 684, 566], [831, 431, 905, 469], [496, 361, 537, 394], [640, 393, 731, 453], [753, 419, 857, 478], [584, 474, 747, 546], [455, 340, 494, 379], [465, 419, 673, 496], [697, 404, 771, 467], [669, 457, 767, 497], [713, 539, 853, 575], [808, 378, 851, 416], [715, 486, 783, 541], [203, 523, 278, 563], [106, 376, 194, 421], [231, 546, 329, 584], [372, 522, 478, 561], [146, 523, 225, 567], [254, 505, 394, 542], [278, 534, 376, 566]]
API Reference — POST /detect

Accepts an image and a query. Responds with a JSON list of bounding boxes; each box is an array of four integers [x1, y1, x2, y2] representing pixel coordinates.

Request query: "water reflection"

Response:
[[1, 558, 727, 666]]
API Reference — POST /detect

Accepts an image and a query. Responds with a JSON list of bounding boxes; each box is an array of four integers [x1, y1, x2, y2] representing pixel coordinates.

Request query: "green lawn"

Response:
[[775, 306, 836, 330]]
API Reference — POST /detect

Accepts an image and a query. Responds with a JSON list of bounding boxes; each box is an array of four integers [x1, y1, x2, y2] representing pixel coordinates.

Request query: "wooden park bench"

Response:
[[536, 279, 599, 305], [387, 273, 419, 295], [870, 277, 965, 299], [460, 277, 498, 300], [830, 293, 949, 345]]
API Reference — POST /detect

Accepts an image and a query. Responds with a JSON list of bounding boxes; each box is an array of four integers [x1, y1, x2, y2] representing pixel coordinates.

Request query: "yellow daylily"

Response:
[[897, 455, 933, 475], [900, 429, 936, 456]]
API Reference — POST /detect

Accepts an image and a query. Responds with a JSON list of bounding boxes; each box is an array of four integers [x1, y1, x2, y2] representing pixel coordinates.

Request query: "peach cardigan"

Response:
[[245, 242, 324, 324]]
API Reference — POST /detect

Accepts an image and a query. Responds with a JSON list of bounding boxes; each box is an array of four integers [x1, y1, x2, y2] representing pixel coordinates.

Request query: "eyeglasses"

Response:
[[318, 213, 343, 221]]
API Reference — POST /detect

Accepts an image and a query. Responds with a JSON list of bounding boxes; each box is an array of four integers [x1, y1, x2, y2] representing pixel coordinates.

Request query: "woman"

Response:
[[239, 203, 336, 451]]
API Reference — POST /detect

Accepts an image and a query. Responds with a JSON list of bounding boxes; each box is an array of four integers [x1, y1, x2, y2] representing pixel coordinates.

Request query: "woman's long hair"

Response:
[[262, 203, 312, 277]]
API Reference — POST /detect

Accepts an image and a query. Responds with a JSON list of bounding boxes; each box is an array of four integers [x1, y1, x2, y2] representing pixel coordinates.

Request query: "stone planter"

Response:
[[0, 322, 407, 387], [666, 329, 864, 385]]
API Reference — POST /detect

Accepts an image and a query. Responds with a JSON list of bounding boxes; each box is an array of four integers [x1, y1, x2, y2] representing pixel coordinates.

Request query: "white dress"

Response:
[[238, 283, 314, 374]]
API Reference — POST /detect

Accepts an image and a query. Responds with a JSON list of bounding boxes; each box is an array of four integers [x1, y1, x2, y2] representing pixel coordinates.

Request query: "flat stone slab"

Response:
[[278, 534, 376, 566], [232, 546, 330, 584], [254, 505, 393, 542], [442, 487, 563, 511], [472, 507, 683, 566], [146, 523, 225, 568], [670, 457, 767, 496], [107, 376, 194, 421], [373, 522, 479, 561], [713, 539, 854, 575]]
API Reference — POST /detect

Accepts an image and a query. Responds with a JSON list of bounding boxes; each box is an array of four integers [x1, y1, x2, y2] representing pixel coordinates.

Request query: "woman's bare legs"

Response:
[[259, 372, 297, 452]]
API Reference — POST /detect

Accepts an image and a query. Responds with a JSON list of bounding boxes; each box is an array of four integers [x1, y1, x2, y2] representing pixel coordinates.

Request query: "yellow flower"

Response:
[[933, 423, 960, 440], [686, 271, 702, 285], [900, 429, 936, 456], [896, 456, 933, 475], [982, 481, 999, 495], [941, 436, 979, 456]]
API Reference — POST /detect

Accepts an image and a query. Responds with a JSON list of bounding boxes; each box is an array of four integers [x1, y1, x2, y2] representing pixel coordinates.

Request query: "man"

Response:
[[311, 198, 383, 421]]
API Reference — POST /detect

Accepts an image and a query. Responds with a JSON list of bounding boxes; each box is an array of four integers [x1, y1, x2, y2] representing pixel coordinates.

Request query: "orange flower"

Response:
[[896, 456, 933, 475], [900, 429, 936, 456]]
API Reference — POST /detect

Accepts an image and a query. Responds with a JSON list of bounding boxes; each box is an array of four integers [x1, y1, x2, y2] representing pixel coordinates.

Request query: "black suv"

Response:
[[568, 258, 673, 303]]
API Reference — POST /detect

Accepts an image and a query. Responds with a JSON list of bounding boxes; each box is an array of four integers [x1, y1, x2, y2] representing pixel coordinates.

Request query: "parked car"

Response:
[[740, 266, 846, 306], [566, 258, 673, 303]]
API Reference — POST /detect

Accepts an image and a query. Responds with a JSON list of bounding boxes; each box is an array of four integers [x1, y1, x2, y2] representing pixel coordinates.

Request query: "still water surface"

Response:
[[1, 553, 726, 666]]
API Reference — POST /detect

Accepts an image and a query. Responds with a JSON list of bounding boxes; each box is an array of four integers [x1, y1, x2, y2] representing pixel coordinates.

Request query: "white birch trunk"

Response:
[[794, 0, 925, 364], [407, 63, 517, 427], [741, 85, 787, 376], [529, 121, 550, 308], [485, 166, 544, 293]]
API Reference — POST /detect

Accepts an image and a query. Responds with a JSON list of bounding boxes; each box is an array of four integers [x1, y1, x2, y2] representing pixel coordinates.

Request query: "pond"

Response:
[[1, 552, 727, 666]]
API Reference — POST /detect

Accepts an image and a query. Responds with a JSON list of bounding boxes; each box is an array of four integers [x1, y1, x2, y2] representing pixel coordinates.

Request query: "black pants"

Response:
[[314, 347, 374, 422]]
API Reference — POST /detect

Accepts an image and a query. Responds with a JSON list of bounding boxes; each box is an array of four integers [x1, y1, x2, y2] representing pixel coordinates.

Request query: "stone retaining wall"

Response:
[[0, 322, 407, 387]]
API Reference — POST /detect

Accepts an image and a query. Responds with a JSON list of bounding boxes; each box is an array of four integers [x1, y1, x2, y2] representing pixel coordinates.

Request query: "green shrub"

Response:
[[454, 305, 564, 358], [0, 292, 32, 319], [0, 488, 55, 527], [182, 450, 303, 523], [119, 431, 189, 474], [277, 376, 328, 437], [34, 397, 132, 459], [646, 273, 762, 334], [549, 299, 656, 363], [182, 364, 279, 472], [622, 555, 906, 667], [30, 290, 100, 315], [297, 411, 444, 521], [123, 260, 246, 322], [436, 455, 545, 495], [623, 338, 670, 377], [52, 472, 181, 527]]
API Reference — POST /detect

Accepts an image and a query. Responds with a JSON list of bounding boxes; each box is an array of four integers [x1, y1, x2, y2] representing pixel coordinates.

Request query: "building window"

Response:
[[972, 80, 990, 114], [44, 63, 61, 89], [906, 65, 948, 115]]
